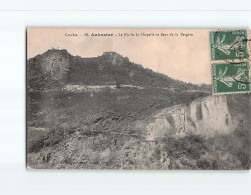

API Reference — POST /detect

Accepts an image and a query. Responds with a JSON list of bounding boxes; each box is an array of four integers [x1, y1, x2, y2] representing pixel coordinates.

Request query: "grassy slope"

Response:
[[26, 50, 250, 169], [27, 88, 250, 169]]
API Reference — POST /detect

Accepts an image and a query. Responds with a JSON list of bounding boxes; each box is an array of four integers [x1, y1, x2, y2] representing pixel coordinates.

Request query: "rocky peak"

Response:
[[27, 49, 72, 89], [99, 51, 129, 66]]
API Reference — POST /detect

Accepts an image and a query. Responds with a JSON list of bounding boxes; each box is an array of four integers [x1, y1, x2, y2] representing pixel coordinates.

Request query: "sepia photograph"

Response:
[[2, 1, 251, 194], [26, 28, 251, 170]]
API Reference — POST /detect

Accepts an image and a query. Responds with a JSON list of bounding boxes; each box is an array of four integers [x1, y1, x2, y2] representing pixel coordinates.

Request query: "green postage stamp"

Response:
[[210, 29, 248, 61], [212, 62, 250, 93], [210, 29, 250, 94]]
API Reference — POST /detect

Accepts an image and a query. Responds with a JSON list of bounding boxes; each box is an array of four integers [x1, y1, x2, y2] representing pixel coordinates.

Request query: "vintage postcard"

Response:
[[26, 28, 251, 169]]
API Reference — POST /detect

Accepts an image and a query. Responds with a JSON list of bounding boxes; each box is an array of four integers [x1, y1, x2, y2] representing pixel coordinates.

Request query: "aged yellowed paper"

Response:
[[27, 28, 250, 169]]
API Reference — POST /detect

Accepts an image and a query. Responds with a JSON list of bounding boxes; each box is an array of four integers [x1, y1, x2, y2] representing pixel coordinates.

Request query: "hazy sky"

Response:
[[27, 28, 211, 84]]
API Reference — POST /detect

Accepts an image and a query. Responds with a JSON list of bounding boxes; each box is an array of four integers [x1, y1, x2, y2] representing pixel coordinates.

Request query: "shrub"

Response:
[[196, 159, 211, 169], [27, 129, 50, 153], [160, 135, 207, 162]]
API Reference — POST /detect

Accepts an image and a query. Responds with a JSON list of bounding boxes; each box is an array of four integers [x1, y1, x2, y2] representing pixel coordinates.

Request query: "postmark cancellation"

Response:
[[210, 29, 251, 94]]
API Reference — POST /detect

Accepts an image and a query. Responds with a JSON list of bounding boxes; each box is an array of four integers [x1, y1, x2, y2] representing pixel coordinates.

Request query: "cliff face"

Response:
[[146, 95, 235, 140], [27, 49, 72, 89]]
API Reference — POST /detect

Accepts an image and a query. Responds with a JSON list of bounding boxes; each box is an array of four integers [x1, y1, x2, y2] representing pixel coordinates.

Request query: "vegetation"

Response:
[[27, 88, 250, 169], [27, 49, 211, 92], [26, 49, 250, 169]]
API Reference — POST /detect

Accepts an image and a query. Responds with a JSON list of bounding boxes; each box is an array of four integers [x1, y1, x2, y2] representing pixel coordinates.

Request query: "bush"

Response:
[[160, 135, 206, 160], [27, 129, 50, 153], [196, 159, 211, 169], [27, 126, 66, 153]]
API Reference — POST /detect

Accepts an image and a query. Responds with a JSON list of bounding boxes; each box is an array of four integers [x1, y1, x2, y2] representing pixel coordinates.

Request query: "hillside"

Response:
[[26, 49, 250, 170], [27, 49, 210, 91]]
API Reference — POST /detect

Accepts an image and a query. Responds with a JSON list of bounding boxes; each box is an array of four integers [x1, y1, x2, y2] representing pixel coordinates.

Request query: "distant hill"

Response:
[[27, 49, 210, 91]]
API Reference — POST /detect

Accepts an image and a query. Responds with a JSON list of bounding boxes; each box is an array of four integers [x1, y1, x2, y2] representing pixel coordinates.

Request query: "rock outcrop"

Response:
[[146, 95, 234, 140], [27, 49, 211, 92], [27, 49, 72, 90]]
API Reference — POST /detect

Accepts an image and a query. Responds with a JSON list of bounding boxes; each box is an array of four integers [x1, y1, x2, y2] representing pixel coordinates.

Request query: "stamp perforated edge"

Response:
[[211, 62, 250, 95], [209, 29, 248, 62], [209, 29, 251, 95]]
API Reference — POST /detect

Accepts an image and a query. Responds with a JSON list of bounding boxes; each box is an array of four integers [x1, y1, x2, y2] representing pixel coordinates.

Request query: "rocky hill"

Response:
[[27, 49, 72, 90], [26, 49, 250, 170], [27, 49, 210, 91]]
